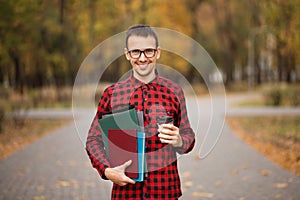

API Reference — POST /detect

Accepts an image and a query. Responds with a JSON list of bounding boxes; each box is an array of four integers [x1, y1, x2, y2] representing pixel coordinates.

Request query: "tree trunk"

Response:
[[89, 0, 96, 46], [276, 48, 283, 82], [9, 50, 24, 94], [255, 59, 261, 85], [60, 0, 64, 24]]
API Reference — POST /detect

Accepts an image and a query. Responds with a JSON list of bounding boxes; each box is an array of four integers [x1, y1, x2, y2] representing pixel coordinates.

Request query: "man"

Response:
[[86, 25, 195, 199]]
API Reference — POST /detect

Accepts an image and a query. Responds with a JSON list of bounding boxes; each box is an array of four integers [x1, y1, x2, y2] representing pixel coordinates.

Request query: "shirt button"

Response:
[[144, 98, 147, 101]]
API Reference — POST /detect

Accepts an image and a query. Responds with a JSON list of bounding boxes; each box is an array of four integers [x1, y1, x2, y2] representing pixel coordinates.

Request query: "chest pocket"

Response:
[[147, 103, 176, 128]]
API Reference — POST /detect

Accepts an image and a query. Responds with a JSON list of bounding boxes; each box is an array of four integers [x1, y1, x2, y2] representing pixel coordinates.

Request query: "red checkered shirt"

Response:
[[86, 71, 195, 199]]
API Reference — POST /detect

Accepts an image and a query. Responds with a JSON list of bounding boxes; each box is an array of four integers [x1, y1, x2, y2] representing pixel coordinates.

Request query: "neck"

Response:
[[133, 71, 156, 84]]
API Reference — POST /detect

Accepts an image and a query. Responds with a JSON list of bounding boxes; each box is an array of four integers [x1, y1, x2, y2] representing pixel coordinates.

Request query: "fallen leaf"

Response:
[[182, 171, 192, 179], [243, 164, 250, 169], [57, 181, 70, 187], [261, 169, 271, 176], [184, 181, 193, 188], [36, 185, 45, 191], [192, 192, 214, 198], [85, 181, 96, 188], [275, 194, 282, 199], [75, 196, 85, 200], [33, 196, 45, 200], [273, 183, 288, 189], [231, 169, 239, 175], [17, 168, 26, 176], [215, 180, 222, 187], [196, 184, 204, 190]]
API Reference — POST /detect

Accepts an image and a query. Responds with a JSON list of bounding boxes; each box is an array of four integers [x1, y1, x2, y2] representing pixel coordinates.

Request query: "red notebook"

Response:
[[107, 129, 139, 178]]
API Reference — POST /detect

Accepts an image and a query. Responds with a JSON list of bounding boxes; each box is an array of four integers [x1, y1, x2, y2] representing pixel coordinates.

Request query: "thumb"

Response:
[[120, 160, 132, 170]]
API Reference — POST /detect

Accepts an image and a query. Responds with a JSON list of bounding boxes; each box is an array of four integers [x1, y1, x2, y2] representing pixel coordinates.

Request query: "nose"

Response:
[[139, 52, 147, 61]]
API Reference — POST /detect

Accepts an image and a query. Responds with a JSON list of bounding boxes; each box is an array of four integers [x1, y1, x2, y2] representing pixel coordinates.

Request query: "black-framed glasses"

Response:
[[128, 48, 157, 59]]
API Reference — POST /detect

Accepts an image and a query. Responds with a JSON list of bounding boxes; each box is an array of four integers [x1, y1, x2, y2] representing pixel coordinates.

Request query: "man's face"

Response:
[[125, 35, 161, 83]]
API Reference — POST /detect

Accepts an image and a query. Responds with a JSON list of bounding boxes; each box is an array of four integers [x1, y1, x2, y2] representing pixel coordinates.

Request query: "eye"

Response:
[[131, 49, 140, 54], [145, 49, 154, 53]]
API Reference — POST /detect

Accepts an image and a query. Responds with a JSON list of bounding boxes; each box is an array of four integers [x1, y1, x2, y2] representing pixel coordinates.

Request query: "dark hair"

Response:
[[125, 24, 159, 49]]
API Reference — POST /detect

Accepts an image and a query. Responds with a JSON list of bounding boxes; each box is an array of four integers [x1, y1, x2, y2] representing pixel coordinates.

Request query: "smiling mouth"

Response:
[[137, 63, 149, 69]]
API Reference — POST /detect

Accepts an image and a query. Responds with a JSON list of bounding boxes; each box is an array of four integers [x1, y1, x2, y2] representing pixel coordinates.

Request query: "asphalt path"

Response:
[[0, 95, 299, 200]]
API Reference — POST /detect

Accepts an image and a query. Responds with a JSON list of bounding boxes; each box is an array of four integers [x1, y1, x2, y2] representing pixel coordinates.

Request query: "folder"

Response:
[[99, 108, 145, 182], [108, 129, 139, 178], [136, 131, 146, 182]]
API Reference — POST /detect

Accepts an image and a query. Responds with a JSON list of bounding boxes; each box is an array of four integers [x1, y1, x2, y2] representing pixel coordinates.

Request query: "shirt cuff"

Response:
[[174, 137, 195, 154]]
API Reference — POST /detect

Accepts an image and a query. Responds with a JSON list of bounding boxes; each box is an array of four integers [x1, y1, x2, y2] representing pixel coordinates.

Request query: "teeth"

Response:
[[138, 64, 148, 68]]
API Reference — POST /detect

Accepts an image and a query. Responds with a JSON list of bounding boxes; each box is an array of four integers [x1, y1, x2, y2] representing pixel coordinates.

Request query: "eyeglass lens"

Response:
[[129, 49, 156, 58]]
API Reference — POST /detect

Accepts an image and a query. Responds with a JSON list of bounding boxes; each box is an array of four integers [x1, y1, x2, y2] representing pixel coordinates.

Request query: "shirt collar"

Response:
[[129, 69, 160, 90]]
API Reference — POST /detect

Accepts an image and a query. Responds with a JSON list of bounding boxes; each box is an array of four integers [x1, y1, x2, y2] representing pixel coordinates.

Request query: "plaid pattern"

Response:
[[86, 71, 195, 199]]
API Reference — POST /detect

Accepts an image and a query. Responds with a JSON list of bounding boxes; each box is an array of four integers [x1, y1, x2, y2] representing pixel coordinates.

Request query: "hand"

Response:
[[104, 160, 136, 186], [158, 124, 183, 147]]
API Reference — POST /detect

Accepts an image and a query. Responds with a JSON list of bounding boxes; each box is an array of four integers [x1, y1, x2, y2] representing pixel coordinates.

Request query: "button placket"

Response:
[[142, 85, 153, 126], [142, 84, 149, 101], [144, 92, 148, 101]]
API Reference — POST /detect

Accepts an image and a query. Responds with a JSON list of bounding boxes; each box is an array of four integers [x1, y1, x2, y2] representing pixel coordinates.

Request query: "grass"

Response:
[[0, 118, 72, 160], [235, 97, 265, 107], [227, 115, 300, 176], [228, 83, 300, 108]]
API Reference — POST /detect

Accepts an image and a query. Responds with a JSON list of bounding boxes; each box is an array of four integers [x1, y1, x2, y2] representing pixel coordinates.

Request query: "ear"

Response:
[[124, 48, 130, 60], [156, 47, 161, 59]]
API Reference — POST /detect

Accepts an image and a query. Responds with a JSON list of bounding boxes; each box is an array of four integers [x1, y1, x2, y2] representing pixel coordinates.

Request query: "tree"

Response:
[[193, 0, 253, 85], [263, 0, 300, 82]]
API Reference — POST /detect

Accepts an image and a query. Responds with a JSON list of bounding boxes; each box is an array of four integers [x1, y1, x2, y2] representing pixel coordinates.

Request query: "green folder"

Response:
[[99, 108, 145, 182], [99, 108, 141, 152]]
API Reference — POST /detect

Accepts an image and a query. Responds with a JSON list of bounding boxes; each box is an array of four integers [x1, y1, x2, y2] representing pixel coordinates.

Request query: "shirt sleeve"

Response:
[[174, 88, 195, 154], [86, 87, 112, 180]]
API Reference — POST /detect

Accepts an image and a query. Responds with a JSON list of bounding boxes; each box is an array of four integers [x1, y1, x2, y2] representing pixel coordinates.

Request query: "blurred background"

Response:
[[1, 0, 300, 96], [0, 1, 299, 199], [0, 0, 300, 166]]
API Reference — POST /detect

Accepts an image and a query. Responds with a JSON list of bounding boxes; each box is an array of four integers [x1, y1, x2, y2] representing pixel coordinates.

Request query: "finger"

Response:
[[118, 178, 136, 186], [160, 123, 174, 129], [158, 128, 171, 135], [159, 128, 178, 136], [124, 176, 136, 185], [160, 138, 176, 145], [158, 133, 176, 140], [161, 123, 178, 129]]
